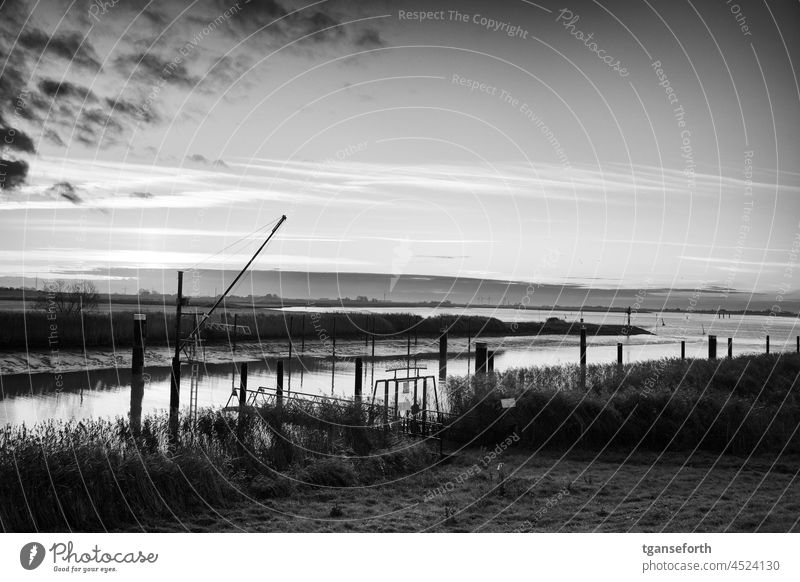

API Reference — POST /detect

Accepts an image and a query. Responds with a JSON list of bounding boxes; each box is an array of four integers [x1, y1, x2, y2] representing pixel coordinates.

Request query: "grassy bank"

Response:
[[444, 353, 800, 455], [0, 310, 645, 349]]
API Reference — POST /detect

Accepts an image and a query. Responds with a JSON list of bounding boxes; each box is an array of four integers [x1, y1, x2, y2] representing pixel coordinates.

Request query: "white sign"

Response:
[[500, 398, 516, 409]]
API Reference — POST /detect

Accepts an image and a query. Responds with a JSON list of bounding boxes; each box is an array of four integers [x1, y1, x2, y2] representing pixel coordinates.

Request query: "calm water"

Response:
[[2, 309, 798, 426]]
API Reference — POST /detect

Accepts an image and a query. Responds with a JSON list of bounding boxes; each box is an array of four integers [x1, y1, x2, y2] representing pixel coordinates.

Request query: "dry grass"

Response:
[[114, 449, 800, 533]]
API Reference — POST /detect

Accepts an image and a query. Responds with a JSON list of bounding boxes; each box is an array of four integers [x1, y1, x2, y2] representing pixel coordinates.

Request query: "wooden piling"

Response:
[[132, 313, 146, 376], [579, 326, 587, 390], [354, 357, 363, 403], [681, 340, 685, 360], [276, 360, 284, 412], [487, 350, 495, 372], [766, 335, 770, 354], [237, 362, 248, 446], [616, 342, 623, 371], [438, 331, 447, 381], [169, 270, 183, 443], [708, 335, 717, 360], [728, 337, 733, 359], [233, 313, 238, 352], [475, 342, 488, 374]]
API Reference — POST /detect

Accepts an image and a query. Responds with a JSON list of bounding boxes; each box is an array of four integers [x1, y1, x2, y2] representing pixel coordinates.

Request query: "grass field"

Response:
[[117, 448, 799, 533]]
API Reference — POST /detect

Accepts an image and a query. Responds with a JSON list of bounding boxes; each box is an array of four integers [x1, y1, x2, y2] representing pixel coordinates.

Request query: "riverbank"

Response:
[[0, 309, 648, 351], [0, 327, 648, 377]]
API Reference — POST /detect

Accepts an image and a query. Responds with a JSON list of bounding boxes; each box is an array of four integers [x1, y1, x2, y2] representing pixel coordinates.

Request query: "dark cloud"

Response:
[[185, 153, 228, 167], [104, 96, 159, 124], [354, 28, 386, 48], [130, 190, 153, 198], [0, 125, 35, 153], [46, 181, 82, 204], [0, 158, 29, 190], [18, 29, 101, 71], [44, 128, 66, 147], [38, 79, 98, 102], [114, 52, 199, 88], [186, 153, 210, 164]]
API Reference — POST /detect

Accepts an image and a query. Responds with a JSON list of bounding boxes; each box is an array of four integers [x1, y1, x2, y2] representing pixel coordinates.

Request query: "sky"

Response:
[[0, 0, 798, 308]]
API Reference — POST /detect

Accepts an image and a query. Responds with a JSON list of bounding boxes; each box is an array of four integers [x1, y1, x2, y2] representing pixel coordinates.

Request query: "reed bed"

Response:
[[0, 402, 432, 532], [444, 353, 800, 455]]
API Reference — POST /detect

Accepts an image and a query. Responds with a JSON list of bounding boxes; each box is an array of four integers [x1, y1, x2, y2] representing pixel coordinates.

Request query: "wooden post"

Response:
[[300, 314, 305, 353], [169, 270, 183, 443], [132, 313, 146, 376], [233, 313, 238, 352], [796, 335, 799, 353], [383, 380, 389, 426], [681, 340, 686, 360], [487, 350, 495, 372], [354, 357, 363, 403], [467, 320, 471, 379], [708, 335, 717, 360], [276, 360, 284, 412], [393, 380, 399, 420], [727, 337, 733, 359], [421, 377, 428, 436], [766, 335, 770, 354], [475, 342, 488, 374], [616, 342, 623, 371], [406, 317, 411, 372], [439, 331, 447, 381], [579, 326, 587, 390], [371, 317, 375, 357], [237, 362, 248, 445], [331, 317, 336, 393]]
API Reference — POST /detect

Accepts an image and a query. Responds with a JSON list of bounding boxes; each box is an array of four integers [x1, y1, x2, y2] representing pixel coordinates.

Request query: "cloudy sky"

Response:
[[0, 0, 798, 304]]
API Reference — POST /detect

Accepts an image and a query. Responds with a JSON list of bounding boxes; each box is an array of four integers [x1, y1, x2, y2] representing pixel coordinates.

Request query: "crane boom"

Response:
[[188, 214, 287, 339]]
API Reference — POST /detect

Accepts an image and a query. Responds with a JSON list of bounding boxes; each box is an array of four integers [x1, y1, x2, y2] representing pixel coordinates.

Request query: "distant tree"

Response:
[[36, 280, 99, 314]]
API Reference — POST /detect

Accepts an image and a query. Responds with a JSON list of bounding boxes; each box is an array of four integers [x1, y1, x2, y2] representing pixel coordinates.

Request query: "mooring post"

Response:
[[797, 335, 799, 353], [237, 362, 248, 446], [275, 360, 283, 413], [728, 337, 733, 359], [467, 320, 472, 379], [579, 326, 587, 391], [233, 313, 238, 352], [300, 314, 305, 353], [475, 342, 488, 374], [766, 335, 770, 354], [421, 377, 428, 436], [617, 342, 623, 371], [132, 313, 146, 376], [287, 316, 292, 393], [354, 357, 363, 403], [131, 313, 147, 437], [331, 317, 336, 393], [439, 331, 447, 381], [708, 335, 717, 360], [383, 381, 389, 427], [487, 350, 495, 372], [130, 373, 145, 438], [681, 340, 686, 360], [169, 270, 184, 443], [276, 359, 284, 412]]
